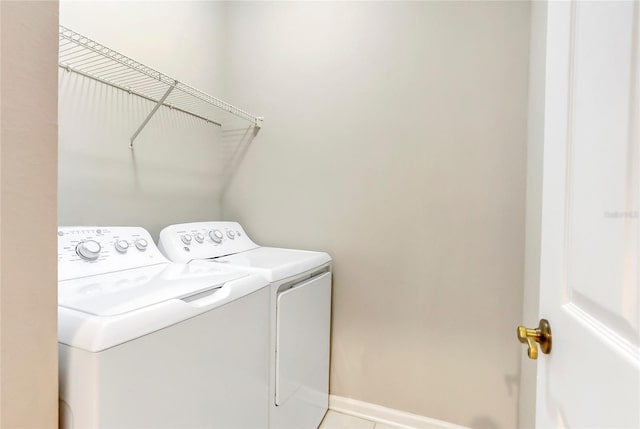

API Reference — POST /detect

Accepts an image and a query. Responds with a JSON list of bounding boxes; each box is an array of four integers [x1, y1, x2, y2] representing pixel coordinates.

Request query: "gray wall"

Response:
[[0, 1, 59, 426], [58, 1, 230, 238], [221, 2, 531, 428], [57, 2, 534, 427]]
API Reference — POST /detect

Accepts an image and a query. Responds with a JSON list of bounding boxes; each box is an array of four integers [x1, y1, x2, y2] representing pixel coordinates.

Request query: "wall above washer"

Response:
[[58, 1, 232, 238]]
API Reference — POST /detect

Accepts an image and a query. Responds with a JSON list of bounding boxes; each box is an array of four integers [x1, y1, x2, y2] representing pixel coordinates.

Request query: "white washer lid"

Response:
[[59, 263, 248, 316], [58, 263, 269, 352], [202, 247, 331, 282]]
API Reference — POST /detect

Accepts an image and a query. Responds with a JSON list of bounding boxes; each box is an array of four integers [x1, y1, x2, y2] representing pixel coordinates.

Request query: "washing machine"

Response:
[[57, 226, 271, 429], [158, 221, 332, 429]]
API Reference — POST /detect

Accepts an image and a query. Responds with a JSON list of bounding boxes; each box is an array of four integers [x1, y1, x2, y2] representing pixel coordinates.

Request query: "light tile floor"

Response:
[[319, 411, 407, 429]]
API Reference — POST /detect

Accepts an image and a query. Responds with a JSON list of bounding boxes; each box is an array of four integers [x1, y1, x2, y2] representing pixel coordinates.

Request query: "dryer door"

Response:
[[275, 271, 331, 408]]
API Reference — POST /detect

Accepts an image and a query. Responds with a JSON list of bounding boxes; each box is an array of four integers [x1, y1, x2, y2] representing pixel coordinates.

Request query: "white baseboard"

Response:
[[328, 395, 470, 429]]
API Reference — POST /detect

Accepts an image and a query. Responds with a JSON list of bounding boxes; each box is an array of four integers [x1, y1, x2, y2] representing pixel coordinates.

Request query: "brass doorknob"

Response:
[[517, 319, 552, 360]]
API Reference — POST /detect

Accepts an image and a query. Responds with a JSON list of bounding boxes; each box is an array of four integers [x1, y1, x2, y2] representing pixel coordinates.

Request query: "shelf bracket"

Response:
[[129, 84, 176, 149]]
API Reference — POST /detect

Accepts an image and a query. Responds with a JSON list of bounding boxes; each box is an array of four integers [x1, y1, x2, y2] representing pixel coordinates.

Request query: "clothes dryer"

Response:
[[159, 221, 332, 429]]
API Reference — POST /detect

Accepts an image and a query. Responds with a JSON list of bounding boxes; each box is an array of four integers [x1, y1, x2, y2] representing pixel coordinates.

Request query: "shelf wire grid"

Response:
[[58, 25, 262, 129]]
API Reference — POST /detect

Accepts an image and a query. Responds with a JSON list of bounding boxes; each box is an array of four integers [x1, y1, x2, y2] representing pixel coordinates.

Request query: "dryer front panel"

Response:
[[275, 272, 331, 409]]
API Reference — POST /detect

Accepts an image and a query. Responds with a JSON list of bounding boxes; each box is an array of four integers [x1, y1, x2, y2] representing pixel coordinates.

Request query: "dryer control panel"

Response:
[[158, 221, 259, 263], [58, 226, 168, 281]]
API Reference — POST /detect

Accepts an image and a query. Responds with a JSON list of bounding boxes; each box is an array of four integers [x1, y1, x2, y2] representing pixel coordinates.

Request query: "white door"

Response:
[[535, 1, 640, 427]]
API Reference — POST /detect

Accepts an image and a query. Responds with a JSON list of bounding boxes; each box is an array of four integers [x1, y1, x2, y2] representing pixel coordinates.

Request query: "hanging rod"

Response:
[[58, 25, 263, 148]]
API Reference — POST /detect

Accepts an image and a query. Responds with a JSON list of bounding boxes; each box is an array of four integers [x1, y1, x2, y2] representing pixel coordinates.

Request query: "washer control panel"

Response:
[[58, 227, 168, 281], [158, 221, 259, 263]]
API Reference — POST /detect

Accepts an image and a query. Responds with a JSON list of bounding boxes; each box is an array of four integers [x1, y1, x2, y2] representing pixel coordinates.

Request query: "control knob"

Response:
[[226, 230, 236, 240], [209, 229, 223, 244], [195, 233, 205, 243], [135, 238, 148, 251], [76, 240, 101, 261], [115, 240, 129, 253], [181, 234, 192, 245]]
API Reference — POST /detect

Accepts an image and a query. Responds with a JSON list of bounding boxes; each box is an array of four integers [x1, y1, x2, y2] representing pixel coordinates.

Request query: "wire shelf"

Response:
[[58, 25, 263, 148]]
